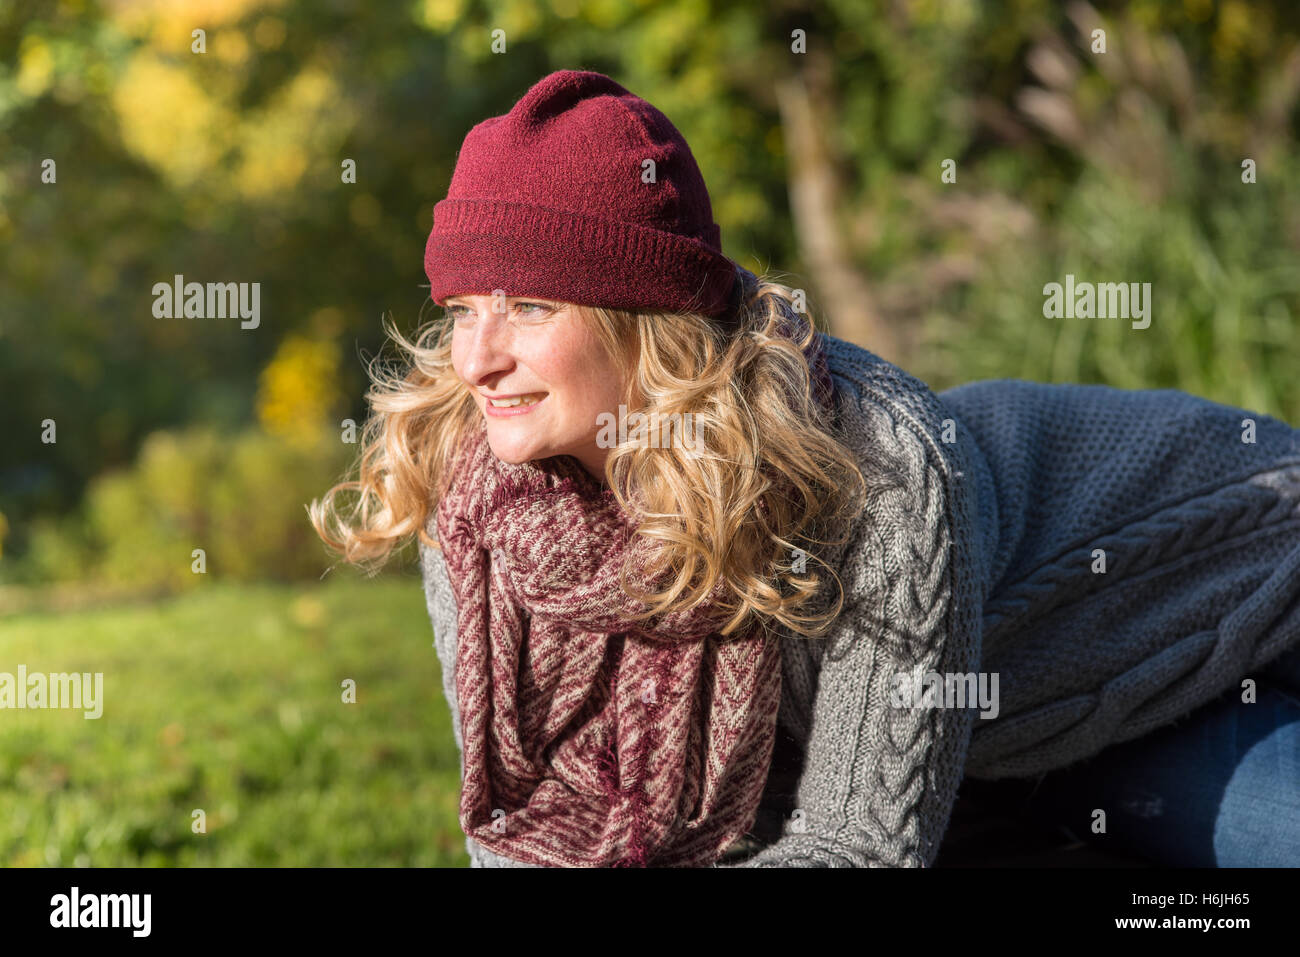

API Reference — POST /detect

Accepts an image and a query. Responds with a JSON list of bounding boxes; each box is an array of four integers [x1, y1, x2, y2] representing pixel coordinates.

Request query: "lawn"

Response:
[[0, 572, 1158, 869], [0, 574, 468, 866]]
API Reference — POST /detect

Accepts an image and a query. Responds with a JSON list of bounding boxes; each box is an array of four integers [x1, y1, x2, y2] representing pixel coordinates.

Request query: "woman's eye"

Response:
[[446, 302, 549, 321]]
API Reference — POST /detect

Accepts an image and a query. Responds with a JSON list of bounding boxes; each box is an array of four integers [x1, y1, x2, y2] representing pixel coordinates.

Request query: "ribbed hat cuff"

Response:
[[425, 198, 738, 317]]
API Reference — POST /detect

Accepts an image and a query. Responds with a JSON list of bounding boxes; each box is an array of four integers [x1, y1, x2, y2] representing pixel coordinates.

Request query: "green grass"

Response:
[[0, 575, 468, 866]]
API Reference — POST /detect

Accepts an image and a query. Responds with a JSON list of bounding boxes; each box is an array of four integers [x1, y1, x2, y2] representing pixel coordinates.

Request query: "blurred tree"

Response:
[[255, 331, 345, 449], [2, 0, 1298, 582]]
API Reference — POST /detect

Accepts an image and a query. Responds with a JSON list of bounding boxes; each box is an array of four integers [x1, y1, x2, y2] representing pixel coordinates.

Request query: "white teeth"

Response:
[[489, 394, 542, 407]]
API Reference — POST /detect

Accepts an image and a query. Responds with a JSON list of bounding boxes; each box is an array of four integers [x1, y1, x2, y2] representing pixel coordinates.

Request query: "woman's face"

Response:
[[447, 294, 626, 483]]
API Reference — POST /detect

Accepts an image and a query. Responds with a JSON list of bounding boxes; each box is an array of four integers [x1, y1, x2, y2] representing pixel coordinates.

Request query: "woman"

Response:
[[310, 69, 1300, 868]]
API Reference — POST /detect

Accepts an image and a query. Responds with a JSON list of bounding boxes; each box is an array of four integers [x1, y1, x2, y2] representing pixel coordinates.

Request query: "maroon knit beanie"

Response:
[[424, 70, 740, 319]]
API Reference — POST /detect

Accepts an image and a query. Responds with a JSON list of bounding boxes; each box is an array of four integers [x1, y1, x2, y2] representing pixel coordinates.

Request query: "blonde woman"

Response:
[[311, 70, 1300, 868]]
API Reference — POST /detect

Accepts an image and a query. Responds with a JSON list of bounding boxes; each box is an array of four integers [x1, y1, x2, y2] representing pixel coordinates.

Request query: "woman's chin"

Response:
[[486, 433, 550, 466]]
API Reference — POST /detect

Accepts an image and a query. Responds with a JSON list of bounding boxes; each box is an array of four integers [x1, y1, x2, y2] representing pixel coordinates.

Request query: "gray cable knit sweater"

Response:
[[419, 334, 1300, 867]]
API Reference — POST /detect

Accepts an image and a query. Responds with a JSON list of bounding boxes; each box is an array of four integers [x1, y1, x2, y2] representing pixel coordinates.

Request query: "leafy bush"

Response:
[[28, 424, 361, 592]]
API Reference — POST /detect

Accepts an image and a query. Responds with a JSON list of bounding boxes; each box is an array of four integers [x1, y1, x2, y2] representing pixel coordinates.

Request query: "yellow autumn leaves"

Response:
[[111, 56, 354, 201], [255, 325, 346, 448]]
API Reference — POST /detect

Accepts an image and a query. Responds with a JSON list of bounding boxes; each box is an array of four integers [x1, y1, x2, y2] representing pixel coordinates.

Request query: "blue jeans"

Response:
[[963, 644, 1300, 867]]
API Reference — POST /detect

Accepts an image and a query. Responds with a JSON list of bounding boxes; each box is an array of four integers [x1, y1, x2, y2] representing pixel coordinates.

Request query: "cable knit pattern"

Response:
[[711, 340, 987, 867], [942, 378, 1300, 778], [420, 337, 1300, 867]]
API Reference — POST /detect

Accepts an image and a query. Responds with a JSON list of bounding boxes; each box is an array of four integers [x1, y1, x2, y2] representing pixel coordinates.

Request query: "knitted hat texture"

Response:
[[425, 70, 739, 319]]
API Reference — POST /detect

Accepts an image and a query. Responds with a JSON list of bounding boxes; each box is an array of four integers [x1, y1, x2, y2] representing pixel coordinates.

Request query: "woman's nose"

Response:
[[459, 308, 514, 381]]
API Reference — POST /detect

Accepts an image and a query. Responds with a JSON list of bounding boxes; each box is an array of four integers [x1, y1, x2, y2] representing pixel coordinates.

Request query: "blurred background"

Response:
[[1, 0, 1298, 866]]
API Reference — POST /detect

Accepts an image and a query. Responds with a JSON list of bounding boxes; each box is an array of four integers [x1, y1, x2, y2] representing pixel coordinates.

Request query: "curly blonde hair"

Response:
[[308, 271, 869, 639]]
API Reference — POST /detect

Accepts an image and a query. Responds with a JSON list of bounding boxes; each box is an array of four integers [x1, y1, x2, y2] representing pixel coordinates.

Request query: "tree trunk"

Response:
[[774, 55, 901, 363]]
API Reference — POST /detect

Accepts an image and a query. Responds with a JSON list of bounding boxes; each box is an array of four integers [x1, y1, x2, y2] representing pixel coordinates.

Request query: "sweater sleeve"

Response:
[[714, 379, 989, 868]]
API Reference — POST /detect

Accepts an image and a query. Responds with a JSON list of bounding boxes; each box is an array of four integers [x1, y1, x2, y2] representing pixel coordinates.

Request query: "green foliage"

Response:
[[0, 577, 466, 866], [4, 0, 1300, 540], [932, 160, 1300, 419], [18, 425, 357, 590], [905, 4, 1300, 426]]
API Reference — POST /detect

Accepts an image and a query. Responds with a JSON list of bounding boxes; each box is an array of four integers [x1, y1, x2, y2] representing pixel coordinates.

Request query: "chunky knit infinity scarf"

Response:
[[434, 304, 834, 867]]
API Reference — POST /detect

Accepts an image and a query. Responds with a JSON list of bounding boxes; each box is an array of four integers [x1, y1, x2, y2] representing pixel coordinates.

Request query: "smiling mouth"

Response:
[[487, 393, 545, 408]]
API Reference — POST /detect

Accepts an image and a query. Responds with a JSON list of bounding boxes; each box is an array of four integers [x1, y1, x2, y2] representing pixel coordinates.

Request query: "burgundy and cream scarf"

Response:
[[434, 306, 835, 867]]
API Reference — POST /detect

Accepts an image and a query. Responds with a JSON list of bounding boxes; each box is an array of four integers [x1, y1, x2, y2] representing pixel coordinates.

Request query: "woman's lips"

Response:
[[484, 392, 547, 417]]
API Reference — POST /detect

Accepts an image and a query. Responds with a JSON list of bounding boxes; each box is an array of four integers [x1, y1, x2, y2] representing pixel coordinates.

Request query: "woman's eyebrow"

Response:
[[444, 296, 559, 306]]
